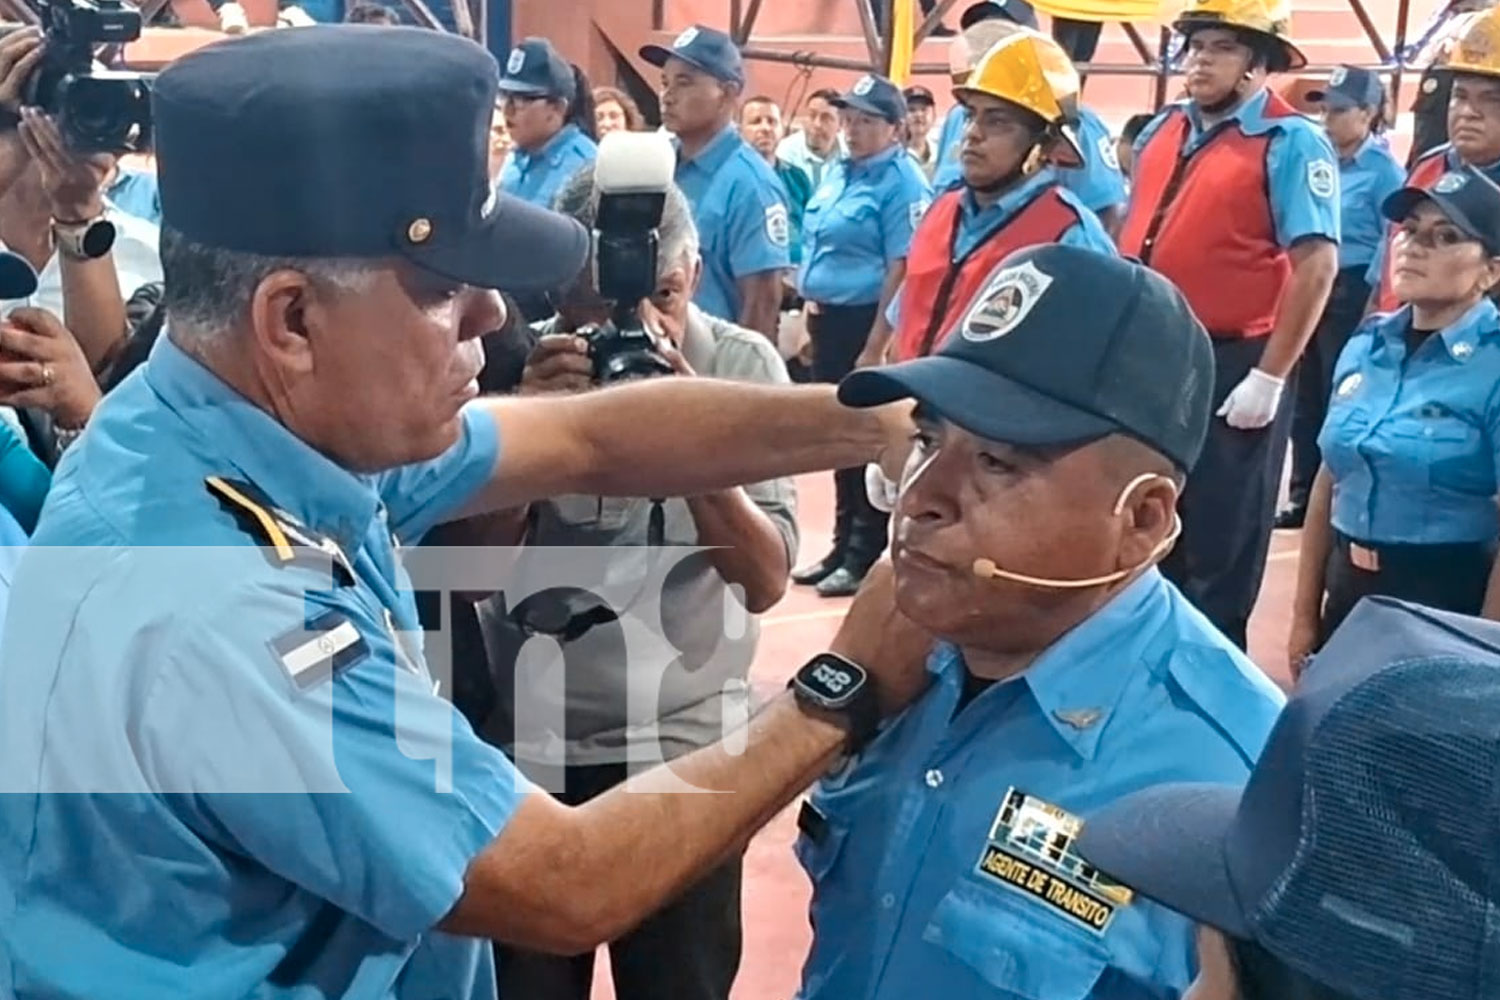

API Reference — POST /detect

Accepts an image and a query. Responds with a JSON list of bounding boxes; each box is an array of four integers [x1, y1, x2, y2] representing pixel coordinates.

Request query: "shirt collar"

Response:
[[678, 124, 742, 174], [1443, 144, 1500, 180], [515, 123, 582, 171], [1187, 88, 1275, 138], [1344, 134, 1380, 166], [961, 168, 1060, 223], [941, 569, 1170, 761], [143, 334, 381, 554], [1376, 298, 1500, 362], [848, 143, 902, 177]]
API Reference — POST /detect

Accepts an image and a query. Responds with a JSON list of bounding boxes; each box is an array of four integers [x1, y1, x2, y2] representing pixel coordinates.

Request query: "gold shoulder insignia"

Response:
[[205, 476, 355, 584]]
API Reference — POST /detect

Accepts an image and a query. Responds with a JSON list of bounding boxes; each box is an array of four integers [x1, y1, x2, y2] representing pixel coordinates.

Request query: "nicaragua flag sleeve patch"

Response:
[[269, 609, 369, 689]]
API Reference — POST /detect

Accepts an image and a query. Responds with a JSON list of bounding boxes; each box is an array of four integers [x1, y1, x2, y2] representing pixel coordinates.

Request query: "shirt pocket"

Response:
[[1318, 393, 1371, 482], [921, 877, 1110, 1000], [1390, 408, 1490, 495]]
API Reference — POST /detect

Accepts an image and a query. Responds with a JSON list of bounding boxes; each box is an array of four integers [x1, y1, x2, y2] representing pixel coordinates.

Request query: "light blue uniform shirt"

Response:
[[1364, 146, 1500, 288], [498, 122, 597, 209], [107, 167, 162, 226], [675, 124, 791, 321], [1134, 89, 1343, 250], [933, 105, 1127, 217], [1336, 135, 1404, 270], [0, 335, 526, 1000], [799, 145, 933, 306], [1321, 299, 1500, 545], [794, 569, 1284, 1000], [884, 172, 1116, 327]]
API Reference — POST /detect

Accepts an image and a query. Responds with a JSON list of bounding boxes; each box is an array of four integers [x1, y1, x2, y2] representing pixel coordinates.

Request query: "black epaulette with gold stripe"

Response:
[[205, 476, 356, 586]]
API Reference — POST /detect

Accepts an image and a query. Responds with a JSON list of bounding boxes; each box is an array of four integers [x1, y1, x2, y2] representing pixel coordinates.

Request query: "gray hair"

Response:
[[551, 162, 701, 277], [160, 227, 379, 343]]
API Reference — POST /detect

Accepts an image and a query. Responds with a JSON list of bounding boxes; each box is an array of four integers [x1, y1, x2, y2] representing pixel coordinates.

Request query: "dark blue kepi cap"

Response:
[[640, 24, 746, 87], [839, 245, 1215, 472], [1306, 64, 1385, 111], [1077, 598, 1500, 1000], [832, 74, 907, 125], [151, 26, 590, 294], [1383, 165, 1500, 257], [498, 37, 576, 100]]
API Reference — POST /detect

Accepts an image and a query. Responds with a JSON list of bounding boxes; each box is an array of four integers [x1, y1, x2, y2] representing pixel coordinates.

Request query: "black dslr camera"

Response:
[[584, 139, 675, 383], [27, 0, 153, 153]]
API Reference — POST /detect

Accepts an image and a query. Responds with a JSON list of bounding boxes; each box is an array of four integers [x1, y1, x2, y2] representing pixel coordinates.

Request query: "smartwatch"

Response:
[[52, 217, 117, 261], [789, 652, 880, 753]]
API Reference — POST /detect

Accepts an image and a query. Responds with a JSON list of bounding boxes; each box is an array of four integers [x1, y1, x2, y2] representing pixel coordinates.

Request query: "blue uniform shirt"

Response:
[[1336, 135, 1404, 270], [934, 105, 1127, 217], [799, 144, 933, 306], [883, 172, 1116, 327], [498, 122, 597, 209], [1134, 89, 1343, 250], [0, 335, 526, 1000], [1364, 146, 1500, 288], [1321, 299, 1500, 545], [675, 124, 791, 321], [107, 167, 163, 226], [794, 569, 1284, 1000]]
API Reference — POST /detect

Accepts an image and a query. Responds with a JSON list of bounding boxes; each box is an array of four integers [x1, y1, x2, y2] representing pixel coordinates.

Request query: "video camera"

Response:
[[584, 131, 676, 383], [26, 0, 153, 153]]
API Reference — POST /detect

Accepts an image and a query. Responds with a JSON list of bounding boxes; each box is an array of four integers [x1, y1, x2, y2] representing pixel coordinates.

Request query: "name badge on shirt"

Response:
[[973, 788, 1134, 935]]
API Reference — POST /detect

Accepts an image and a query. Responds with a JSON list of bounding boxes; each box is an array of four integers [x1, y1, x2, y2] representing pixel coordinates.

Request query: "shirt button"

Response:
[[881, 893, 896, 909], [925, 768, 944, 788]]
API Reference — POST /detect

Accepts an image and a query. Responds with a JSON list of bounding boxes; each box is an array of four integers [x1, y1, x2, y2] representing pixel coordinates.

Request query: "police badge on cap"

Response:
[[962, 261, 1055, 342]]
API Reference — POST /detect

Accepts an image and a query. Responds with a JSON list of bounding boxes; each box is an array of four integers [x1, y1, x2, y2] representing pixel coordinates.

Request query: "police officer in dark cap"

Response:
[[0, 25, 930, 999]]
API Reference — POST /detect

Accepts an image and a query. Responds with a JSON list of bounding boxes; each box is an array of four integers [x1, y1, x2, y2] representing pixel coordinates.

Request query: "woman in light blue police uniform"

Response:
[[495, 37, 597, 211], [1291, 165, 1500, 669], [1279, 64, 1406, 529], [795, 73, 933, 598]]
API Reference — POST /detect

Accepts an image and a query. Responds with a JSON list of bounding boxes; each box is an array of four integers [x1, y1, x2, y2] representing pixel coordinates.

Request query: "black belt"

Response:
[[1334, 531, 1493, 574]]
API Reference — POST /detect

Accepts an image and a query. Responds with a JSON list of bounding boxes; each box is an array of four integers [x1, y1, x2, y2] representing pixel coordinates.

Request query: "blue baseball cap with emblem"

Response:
[[1306, 64, 1386, 111], [1077, 597, 1500, 1000], [832, 74, 907, 125], [151, 26, 590, 294], [1383, 165, 1500, 257], [497, 36, 576, 101], [838, 244, 1215, 472], [640, 24, 746, 88]]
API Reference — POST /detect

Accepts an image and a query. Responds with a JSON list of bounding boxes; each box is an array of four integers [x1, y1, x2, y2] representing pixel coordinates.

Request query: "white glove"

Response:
[[1216, 368, 1285, 430], [865, 462, 900, 513]]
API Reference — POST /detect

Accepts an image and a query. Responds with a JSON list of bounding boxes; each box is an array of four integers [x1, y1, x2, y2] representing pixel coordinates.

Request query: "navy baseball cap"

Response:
[[498, 37, 576, 101], [1077, 598, 1500, 1000], [839, 245, 1215, 472], [641, 25, 746, 88], [832, 74, 907, 125], [1383, 165, 1500, 256], [960, 0, 1039, 30], [151, 26, 589, 294], [1306, 64, 1385, 110], [902, 84, 937, 107]]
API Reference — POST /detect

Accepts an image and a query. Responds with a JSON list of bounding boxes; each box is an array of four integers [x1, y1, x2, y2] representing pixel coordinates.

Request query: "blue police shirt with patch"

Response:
[[1133, 89, 1343, 250], [1336, 135, 1404, 271], [675, 124, 791, 321], [799, 144, 933, 306], [793, 569, 1284, 1000], [1321, 298, 1500, 545], [882, 172, 1116, 327], [498, 122, 597, 209], [933, 104, 1127, 216], [0, 335, 525, 1000], [1364, 146, 1500, 289]]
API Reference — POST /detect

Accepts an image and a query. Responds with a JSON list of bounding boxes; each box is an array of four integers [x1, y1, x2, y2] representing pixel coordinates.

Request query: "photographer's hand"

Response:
[[19, 108, 113, 222], [0, 307, 101, 429], [639, 298, 696, 376], [0, 29, 43, 115], [519, 334, 593, 395]]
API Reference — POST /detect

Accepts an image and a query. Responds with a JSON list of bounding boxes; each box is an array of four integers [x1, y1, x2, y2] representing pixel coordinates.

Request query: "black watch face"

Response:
[[802, 654, 864, 705]]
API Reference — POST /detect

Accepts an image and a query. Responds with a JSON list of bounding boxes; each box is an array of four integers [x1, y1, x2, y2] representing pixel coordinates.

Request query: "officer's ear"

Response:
[[247, 268, 320, 377], [1481, 254, 1500, 298], [686, 252, 703, 297]]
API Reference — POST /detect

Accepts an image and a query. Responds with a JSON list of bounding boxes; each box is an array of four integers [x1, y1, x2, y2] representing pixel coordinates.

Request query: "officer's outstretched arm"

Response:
[[460, 381, 911, 517], [440, 563, 934, 954]]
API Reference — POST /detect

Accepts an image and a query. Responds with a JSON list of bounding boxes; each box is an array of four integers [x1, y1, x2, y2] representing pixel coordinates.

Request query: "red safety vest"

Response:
[[1371, 148, 1448, 313], [1120, 96, 1299, 338], [892, 185, 1080, 361]]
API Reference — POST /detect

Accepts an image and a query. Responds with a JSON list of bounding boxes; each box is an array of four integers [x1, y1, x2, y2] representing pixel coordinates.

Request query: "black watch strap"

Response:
[[789, 652, 881, 754]]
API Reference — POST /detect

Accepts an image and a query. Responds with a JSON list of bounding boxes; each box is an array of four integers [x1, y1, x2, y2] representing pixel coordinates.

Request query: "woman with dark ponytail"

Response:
[[494, 37, 598, 211], [565, 64, 598, 143]]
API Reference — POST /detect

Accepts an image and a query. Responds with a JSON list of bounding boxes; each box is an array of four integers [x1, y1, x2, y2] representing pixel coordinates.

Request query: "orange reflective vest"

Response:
[[1120, 96, 1299, 337], [893, 185, 1080, 361], [1371, 148, 1448, 313]]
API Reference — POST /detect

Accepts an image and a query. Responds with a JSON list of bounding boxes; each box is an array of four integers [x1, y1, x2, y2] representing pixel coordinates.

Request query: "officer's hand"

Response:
[[0, 307, 100, 429], [1216, 367, 1285, 430], [1287, 613, 1320, 683], [0, 29, 43, 115], [854, 343, 888, 370], [18, 108, 113, 223], [871, 400, 916, 486], [830, 561, 934, 718], [519, 334, 594, 395]]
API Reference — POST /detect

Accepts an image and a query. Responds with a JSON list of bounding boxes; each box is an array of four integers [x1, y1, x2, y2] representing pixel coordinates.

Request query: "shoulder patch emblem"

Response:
[[1308, 159, 1336, 199], [974, 787, 1134, 935], [1097, 134, 1120, 172], [1336, 372, 1363, 399], [206, 476, 355, 585], [765, 203, 790, 248], [269, 609, 368, 689]]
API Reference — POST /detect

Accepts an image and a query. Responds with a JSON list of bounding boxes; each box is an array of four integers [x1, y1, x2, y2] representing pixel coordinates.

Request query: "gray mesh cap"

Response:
[[1076, 597, 1500, 1000]]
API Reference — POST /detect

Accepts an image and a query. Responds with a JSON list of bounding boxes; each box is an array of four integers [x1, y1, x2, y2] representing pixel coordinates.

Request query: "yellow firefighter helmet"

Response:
[[1172, 0, 1307, 72]]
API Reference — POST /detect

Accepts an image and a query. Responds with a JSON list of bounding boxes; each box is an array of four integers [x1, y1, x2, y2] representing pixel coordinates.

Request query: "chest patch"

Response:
[[973, 787, 1134, 935]]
